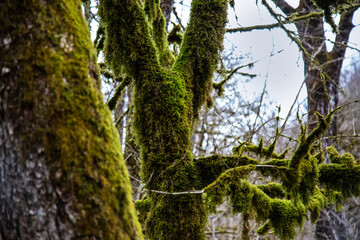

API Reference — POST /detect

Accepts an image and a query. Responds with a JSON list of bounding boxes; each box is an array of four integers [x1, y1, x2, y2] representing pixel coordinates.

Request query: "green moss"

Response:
[[319, 164, 360, 198], [204, 172, 306, 240], [341, 153, 355, 167], [257, 183, 286, 199], [100, 0, 229, 238], [2, 0, 143, 239], [257, 221, 271, 235], [144, 0, 175, 67], [172, 0, 228, 121], [136, 195, 152, 225], [107, 76, 132, 110], [307, 187, 326, 223], [326, 146, 341, 163]]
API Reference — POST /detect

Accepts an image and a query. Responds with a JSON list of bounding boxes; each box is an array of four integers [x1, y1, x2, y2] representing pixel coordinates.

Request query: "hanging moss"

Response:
[[319, 164, 360, 198], [204, 173, 306, 240], [307, 187, 326, 223]]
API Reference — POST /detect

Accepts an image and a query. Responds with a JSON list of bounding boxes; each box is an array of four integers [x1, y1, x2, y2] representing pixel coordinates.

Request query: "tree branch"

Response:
[[271, 0, 295, 15], [100, 0, 160, 77], [172, 0, 228, 120]]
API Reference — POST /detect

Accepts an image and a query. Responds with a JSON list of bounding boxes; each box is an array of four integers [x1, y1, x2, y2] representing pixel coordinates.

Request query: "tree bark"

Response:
[[0, 0, 142, 239]]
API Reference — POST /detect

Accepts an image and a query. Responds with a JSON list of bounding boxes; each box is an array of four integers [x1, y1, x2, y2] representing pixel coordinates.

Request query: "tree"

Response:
[[270, 0, 359, 135], [0, 0, 142, 239], [265, 1, 359, 238], [100, 0, 360, 239], [2, 1, 360, 240]]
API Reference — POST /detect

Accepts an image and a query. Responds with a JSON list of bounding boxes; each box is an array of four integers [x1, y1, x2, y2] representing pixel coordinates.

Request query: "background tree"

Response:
[[0, 0, 142, 239]]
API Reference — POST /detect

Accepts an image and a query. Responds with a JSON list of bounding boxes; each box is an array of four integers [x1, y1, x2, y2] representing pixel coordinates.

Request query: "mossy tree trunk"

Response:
[[0, 0, 142, 239], [100, 0, 227, 238]]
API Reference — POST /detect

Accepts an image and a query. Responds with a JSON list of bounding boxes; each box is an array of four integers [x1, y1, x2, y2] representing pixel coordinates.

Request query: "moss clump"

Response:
[[327, 146, 341, 163], [307, 187, 326, 223], [319, 164, 360, 198], [257, 183, 286, 199], [204, 174, 306, 240]]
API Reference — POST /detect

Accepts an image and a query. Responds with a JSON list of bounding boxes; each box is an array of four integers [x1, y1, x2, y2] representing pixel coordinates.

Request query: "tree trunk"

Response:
[[0, 1, 142, 239]]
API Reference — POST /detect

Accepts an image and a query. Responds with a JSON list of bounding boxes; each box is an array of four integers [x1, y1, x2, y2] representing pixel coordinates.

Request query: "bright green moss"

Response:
[[144, 0, 175, 67], [269, 199, 306, 240], [204, 172, 306, 240], [307, 187, 326, 223], [257, 183, 286, 199], [327, 146, 341, 163], [342, 153, 355, 167], [319, 164, 360, 198]]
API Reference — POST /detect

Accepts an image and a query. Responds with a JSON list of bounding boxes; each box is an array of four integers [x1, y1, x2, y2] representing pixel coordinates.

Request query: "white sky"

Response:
[[174, 0, 360, 118], [226, 0, 360, 118]]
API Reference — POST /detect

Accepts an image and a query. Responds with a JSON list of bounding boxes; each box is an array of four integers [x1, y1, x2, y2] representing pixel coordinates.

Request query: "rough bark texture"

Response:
[[0, 0, 142, 239]]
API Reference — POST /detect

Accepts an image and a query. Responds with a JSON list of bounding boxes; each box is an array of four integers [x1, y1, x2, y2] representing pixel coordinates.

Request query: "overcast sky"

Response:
[[174, 0, 360, 118]]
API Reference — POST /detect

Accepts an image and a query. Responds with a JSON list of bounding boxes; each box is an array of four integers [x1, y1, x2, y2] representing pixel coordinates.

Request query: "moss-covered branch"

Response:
[[172, 0, 228, 120], [144, 0, 175, 67], [107, 76, 132, 110], [100, 0, 160, 77], [203, 169, 306, 240]]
